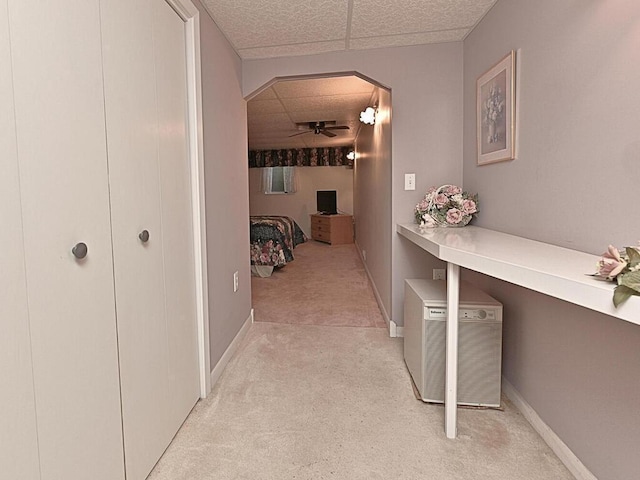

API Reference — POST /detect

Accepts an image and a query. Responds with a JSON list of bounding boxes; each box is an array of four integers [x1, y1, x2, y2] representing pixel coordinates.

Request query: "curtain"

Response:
[[249, 146, 353, 168], [261, 166, 297, 194], [282, 166, 296, 193], [261, 167, 273, 193]]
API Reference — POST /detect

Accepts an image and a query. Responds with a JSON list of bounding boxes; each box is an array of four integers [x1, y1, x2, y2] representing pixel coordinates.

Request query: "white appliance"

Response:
[[403, 279, 503, 407]]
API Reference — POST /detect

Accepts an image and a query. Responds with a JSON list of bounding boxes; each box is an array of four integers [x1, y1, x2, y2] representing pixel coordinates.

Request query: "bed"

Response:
[[250, 216, 307, 276]]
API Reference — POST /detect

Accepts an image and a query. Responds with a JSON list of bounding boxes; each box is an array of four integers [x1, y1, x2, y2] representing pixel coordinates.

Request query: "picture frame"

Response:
[[477, 51, 516, 165]]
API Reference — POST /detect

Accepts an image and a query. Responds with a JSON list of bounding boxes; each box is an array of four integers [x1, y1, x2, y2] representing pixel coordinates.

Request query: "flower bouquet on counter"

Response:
[[592, 243, 640, 307], [414, 185, 479, 228]]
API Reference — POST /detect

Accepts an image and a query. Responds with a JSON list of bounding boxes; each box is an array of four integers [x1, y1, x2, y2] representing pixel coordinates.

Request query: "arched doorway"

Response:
[[246, 72, 392, 330]]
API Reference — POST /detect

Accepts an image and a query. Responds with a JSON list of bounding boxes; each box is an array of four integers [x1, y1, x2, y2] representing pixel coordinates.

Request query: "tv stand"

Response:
[[310, 214, 353, 245]]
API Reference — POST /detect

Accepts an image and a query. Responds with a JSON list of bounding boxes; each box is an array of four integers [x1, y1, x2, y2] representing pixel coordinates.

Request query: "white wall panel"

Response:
[[0, 1, 40, 476]]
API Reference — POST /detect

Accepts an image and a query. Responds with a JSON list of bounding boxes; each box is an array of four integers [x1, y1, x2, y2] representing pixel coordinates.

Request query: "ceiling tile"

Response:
[[350, 0, 496, 37], [302, 136, 354, 148], [273, 76, 375, 98], [288, 111, 360, 124], [202, 0, 349, 49], [247, 99, 286, 115], [280, 93, 372, 113], [247, 113, 292, 128]]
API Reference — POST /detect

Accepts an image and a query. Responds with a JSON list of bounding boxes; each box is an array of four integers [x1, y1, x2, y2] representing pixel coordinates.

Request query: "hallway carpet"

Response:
[[148, 323, 574, 479], [251, 241, 387, 328]]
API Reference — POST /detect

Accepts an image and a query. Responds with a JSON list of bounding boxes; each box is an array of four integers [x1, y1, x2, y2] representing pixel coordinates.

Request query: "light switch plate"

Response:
[[404, 173, 416, 190]]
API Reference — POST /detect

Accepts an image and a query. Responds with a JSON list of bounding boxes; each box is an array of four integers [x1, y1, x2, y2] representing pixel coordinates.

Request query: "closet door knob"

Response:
[[139, 229, 150, 243], [72, 242, 88, 259]]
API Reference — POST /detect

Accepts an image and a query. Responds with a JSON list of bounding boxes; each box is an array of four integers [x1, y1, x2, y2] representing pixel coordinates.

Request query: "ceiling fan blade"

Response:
[[320, 130, 337, 137], [288, 130, 310, 137], [325, 125, 350, 130]]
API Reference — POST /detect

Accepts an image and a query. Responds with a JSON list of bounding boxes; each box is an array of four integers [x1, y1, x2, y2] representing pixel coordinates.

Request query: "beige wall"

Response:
[[248, 166, 353, 236], [243, 43, 463, 325], [195, 1, 252, 369], [463, 1, 640, 478], [354, 86, 392, 319], [196, 1, 640, 476]]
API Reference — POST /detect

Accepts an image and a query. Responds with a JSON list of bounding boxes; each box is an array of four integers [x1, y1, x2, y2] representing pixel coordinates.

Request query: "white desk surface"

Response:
[[397, 223, 639, 327]]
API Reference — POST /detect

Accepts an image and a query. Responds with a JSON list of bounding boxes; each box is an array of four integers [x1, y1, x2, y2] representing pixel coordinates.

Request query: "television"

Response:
[[316, 190, 337, 215]]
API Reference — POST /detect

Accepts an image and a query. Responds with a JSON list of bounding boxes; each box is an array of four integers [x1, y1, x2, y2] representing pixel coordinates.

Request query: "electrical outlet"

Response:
[[233, 271, 239, 292], [404, 173, 416, 191], [433, 269, 446, 280]]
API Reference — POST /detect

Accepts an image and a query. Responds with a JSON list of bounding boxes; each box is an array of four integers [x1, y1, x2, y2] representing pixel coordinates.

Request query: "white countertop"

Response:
[[397, 223, 639, 326]]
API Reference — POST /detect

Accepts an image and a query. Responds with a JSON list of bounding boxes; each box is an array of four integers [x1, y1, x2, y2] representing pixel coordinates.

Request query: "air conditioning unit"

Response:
[[403, 279, 503, 407]]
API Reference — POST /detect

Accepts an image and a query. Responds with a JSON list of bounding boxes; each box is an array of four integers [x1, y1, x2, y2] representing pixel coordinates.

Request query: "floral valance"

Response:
[[249, 146, 353, 168]]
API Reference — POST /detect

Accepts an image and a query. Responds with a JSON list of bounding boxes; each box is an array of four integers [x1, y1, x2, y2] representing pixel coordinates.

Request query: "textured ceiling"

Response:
[[202, 0, 497, 59], [248, 76, 376, 150], [224, 1, 498, 150]]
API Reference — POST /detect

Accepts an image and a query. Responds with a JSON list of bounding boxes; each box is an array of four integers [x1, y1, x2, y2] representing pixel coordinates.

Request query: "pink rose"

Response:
[[461, 199, 477, 215], [596, 245, 627, 280], [445, 185, 462, 195], [446, 208, 464, 224], [434, 193, 448, 207], [417, 199, 429, 210]]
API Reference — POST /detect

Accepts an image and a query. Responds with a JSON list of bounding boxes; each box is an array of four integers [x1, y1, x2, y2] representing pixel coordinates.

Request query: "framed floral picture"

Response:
[[477, 51, 516, 165]]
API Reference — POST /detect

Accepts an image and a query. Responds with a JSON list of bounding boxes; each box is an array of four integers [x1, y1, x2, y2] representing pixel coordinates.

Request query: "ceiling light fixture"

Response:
[[359, 106, 376, 125]]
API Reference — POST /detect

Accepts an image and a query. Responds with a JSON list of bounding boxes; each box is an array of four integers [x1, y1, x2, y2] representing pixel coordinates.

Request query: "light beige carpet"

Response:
[[148, 323, 574, 480], [251, 240, 387, 328]]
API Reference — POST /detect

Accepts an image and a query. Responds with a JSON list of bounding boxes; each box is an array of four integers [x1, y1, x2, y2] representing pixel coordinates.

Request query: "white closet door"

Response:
[[101, 0, 199, 478], [153, 0, 200, 430], [7, 1, 125, 479], [100, 1, 172, 478], [0, 1, 40, 477]]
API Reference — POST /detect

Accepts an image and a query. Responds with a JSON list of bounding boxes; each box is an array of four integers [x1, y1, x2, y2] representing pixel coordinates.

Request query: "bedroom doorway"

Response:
[[246, 72, 392, 329]]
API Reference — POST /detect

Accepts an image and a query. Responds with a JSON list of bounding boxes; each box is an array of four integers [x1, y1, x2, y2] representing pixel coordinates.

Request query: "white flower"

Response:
[[421, 213, 436, 227], [452, 193, 464, 206]]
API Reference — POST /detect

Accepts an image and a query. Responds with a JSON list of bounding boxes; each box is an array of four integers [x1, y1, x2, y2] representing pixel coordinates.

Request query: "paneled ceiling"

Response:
[[248, 76, 375, 150], [212, 1, 499, 151], [202, 0, 497, 60]]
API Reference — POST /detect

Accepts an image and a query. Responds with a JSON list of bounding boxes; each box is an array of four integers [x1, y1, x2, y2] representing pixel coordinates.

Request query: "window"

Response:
[[262, 166, 296, 194]]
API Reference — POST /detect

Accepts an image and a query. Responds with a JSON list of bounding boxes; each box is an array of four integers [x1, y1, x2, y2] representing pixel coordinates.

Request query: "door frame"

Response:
[[164, 0, 211, 397]]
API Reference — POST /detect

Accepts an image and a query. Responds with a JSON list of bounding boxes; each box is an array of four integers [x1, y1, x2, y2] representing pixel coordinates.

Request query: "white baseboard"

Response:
[[502, 377, 597, 480], [354, 241, 393, 335], [389, 321, 404, 338], [209, 309, 253, 389]]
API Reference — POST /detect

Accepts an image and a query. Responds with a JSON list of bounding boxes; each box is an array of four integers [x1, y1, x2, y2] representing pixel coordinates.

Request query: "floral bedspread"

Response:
[[250, 216, 307, 267]]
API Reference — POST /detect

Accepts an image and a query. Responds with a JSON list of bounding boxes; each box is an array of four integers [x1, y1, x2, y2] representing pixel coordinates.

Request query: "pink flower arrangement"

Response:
[[592, 243, 640, 307], [414, 185, 479, 228]]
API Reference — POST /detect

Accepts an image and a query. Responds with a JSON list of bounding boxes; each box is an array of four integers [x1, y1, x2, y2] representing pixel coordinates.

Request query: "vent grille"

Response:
[[423, 320, 502, 407]]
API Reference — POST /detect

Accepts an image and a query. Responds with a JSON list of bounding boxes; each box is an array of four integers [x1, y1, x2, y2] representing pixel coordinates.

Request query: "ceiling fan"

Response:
[[289, 121, 349, 138]]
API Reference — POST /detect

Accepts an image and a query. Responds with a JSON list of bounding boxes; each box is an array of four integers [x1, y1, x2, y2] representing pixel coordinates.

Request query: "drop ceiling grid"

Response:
[[202, 0, 497, 59], [350, 29, 469, 50], [246, 76, 376, 150], [213, 2, 499, 148]]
